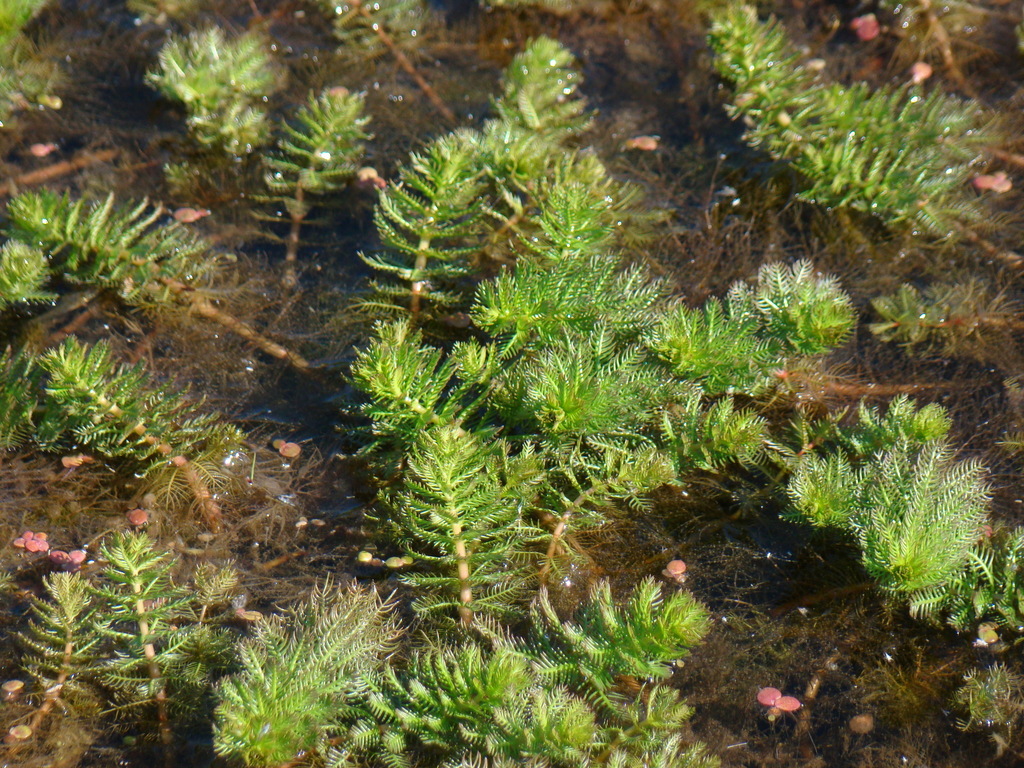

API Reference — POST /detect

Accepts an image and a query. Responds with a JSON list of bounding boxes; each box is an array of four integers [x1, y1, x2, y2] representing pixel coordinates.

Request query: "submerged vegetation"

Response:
[[3, 0, 1024, 767]]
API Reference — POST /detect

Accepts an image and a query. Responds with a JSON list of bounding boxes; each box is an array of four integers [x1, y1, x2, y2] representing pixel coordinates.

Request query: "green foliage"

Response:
[[521, 579, 709, 706], [870, 280, 1015, 361], [952, 664, 1024, 739], [708, 5, 1000, 239], [472, 187, 663, 350], [659, 392, 768, 472], [147, 27, 277, 155], [0, 0, 47, 55], [264, 87, 370, 218], [834, 395, 952, 458], [788, 440, 989, 604], [35, 337, 241, 468], [353, 249, 853, 622], [647, 261, 854, 395], [17, 533, 242, 741], [380, 426, 543, 623], [0, 336, 241, 514], [492, 36, 591, 144], [19, 572, 104, 712], [358, 36, 640, 317], [4, 190, 214, 305], [361, 132, 490, 316], [939, 527, 1024, 631], [214, 582, 400, 767], [0, 240, 54, 308]]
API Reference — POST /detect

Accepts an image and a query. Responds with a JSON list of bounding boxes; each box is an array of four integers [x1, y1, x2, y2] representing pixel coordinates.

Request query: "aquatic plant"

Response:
[[262, 87, 371, 286], [13, 533, 241, 755], [361, 132, 489, 318], [214, 582, 400, 767], [147, 26, 278, 157], [209, 576, 714, 767], [0, 338, 241, 527], [1, 189, 314, 369], [353, 205, 855, 620], [870, 280, 1020, 362], [359, 36, 599, 318], [953, 664, 1024, 757], [708, 4, 1001, 240], [0, 0, 60, 126]]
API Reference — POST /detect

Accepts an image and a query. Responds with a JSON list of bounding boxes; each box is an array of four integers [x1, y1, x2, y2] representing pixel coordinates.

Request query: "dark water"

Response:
[[2, 1, 1024, 766]]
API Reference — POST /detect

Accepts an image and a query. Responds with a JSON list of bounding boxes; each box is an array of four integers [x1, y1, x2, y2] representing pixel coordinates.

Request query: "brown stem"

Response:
[[283, 187, 305, 289], [133, 590, 173, 764], [175, 457, 223, 532], [255, 549, 307, 572], [0, 149, 119, 197], [349, 0, 456, 123], [156, 277, 313, 371], [770, 582, 873, 618], [539, 485, 600, 582], [46, 301, 103, 347], [452, 522, 474, 626], [919, 0, 973, 96]]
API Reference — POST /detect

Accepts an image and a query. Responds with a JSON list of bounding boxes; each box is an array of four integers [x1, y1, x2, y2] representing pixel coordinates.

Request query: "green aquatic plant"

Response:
[[708, 4, 1001, 240], [263, 87, 371, 286], [0, 240, 54, 308], [0, 338, 241, 527], [379, 426, 543, 624], [348, 580, 713, 768], [953, 664, 1024, 757], [491, 35, 591, 145], [209, 577, 714, 768], [0, 0, 47, 53], [147, 26, 278, 156], [870, 280, 1020, 363], [647, 261, 854, 396], [787, 438, 989, 610], [520, 579, 709, 708], [353, 210, 855, 621], [14, 533, 241, 754], [361, 132, 489, 318], [214, 582, 400, 768], [1, 189, 314, 370], [359, 35, 597, 318]]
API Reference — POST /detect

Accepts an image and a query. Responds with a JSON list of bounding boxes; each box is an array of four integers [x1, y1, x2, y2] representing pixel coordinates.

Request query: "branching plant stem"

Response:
[[347, 0, 456, 123]]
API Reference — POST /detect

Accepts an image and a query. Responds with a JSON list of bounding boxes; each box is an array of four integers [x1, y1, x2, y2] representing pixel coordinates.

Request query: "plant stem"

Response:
[[409, 235, 431, 317], [452, 520, 474, 626], [348, 0, 456, 123], [539, 484, 600, 582], [156, 277, 313, 371], [0, 149, 119, 197], [132, 586, 173, 764], [282, 186, 305, 289]]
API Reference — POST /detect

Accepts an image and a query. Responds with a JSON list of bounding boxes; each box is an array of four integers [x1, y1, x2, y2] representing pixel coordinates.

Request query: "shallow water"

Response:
[[3, 1, 1024, 766]]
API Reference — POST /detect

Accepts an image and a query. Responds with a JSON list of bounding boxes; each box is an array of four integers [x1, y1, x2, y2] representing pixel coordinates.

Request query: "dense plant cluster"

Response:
[[4, 1, 1024, 766]]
